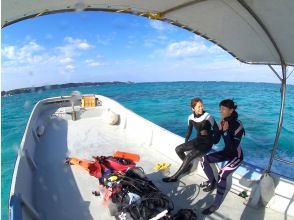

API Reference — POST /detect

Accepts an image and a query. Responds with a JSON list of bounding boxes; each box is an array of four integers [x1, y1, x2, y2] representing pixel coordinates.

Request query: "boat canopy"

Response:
[[2, 0, 294, 66]]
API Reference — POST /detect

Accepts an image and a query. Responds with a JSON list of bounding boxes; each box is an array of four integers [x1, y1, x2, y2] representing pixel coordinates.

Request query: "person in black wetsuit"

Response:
[[201, 99, 245, 215], [162, 98, 221, 182]]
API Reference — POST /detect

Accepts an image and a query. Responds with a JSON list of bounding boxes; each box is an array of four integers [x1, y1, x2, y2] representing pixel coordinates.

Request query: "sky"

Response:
[[1, 11, 293, 90]]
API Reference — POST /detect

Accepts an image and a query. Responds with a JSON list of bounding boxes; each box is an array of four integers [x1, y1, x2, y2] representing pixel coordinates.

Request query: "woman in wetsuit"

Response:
[[162, 98, 220, 182], [201, 99, 245, 215]]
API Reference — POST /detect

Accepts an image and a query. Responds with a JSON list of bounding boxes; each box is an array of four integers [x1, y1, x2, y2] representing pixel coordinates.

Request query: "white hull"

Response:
[[9, 94, 294, 220]]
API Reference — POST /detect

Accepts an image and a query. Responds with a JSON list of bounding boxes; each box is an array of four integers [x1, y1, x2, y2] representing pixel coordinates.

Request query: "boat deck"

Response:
[[33, 110, 292, 220]]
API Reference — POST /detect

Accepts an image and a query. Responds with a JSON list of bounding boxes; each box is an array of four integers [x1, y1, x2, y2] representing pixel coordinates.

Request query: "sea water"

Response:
[[2, 81, 294, 219]]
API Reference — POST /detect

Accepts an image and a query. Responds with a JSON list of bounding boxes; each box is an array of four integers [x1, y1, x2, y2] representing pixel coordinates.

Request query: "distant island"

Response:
[[1, 81, 134, 97]]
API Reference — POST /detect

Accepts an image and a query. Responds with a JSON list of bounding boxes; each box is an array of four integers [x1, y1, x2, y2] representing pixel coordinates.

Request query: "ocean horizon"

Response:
[[2, 79, 294, 94]]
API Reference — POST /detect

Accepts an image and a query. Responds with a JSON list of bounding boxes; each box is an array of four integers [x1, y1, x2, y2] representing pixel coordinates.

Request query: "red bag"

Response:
[[88, 161, 102, 178], [106, 157, 136, 172]]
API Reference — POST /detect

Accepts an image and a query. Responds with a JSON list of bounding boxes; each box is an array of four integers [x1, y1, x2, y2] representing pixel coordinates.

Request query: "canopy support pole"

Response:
[[265, 64, 287, 173], [246, 65, 287, 208], [268, 65, 282, 81], [238, 0, 289, 173]]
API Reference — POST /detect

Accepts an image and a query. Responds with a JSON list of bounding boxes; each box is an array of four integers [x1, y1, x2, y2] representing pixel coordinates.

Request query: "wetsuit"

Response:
[[201, 111, 244, 209], [167, 111, 221, 180]]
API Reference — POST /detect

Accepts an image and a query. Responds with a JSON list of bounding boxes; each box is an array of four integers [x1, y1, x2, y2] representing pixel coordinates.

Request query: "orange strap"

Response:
[[68, 157, 91, 171], [113, 151, 140, 162]]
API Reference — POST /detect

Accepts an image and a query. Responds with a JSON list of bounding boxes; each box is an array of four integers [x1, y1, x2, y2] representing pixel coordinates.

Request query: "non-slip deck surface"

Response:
[[34, 113, 292, 220]]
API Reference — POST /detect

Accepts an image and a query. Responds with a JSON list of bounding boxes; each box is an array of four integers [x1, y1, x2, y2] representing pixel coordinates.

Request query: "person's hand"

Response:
[[218, 120, 224, 130], [200, 130, 208, 136], [222, 121, 229, 131], [219, 120, 229, 131]]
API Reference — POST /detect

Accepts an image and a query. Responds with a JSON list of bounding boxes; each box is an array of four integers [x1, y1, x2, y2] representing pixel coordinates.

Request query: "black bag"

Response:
[[173, 209, 197, 220]]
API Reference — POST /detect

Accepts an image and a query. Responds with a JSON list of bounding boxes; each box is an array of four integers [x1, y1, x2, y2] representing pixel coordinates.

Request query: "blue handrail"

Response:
[[9, 194, 22, 220]]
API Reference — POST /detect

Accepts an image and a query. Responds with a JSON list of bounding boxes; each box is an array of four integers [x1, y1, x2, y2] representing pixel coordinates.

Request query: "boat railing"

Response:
[[273, 156, 294, 166], [266, 64, 294, 175]]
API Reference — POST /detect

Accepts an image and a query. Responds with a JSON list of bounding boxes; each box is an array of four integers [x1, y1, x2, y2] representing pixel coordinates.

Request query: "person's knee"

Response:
[[184, 153, 194, 163], [175, 145, 184, 154], [201, 155, 208, 164]]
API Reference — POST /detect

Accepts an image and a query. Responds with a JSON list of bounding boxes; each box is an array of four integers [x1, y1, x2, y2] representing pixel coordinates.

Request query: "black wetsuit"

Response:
[[169, 111, 221, 180], [201, 111, 245, 208]]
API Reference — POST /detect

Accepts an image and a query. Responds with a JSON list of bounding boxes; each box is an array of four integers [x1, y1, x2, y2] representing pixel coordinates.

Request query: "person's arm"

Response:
[[212, 119, 221, 144], [233, 121, 245, 147], [207, 115, 221, 144], [185, 120, 193, 143]]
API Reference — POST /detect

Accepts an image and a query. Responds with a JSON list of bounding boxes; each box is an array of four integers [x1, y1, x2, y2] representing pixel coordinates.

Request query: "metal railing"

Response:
[[266, 65, 294, 174], [273, 156, 294, 166]]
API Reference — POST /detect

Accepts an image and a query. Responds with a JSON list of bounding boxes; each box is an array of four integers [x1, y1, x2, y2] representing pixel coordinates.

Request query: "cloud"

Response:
[[78, 42, 91, 50], [129, 56, 282, 84], [208, 44, 224, 54], [65, 37, 92, 49], [2, 41, 44, 64], [60, 57, 73, 63], [85, 59, 104, 67], [2, 46, 16, 59], [1, 37, 93, 88], [2, 39, 84, 71], [65, 64, 75, 72], [149, 20, 174, 31], [151, 37, 226, 59], [2, 37, 92, 67], [57, 37, 93, 57], [165, 40, 207, 57]]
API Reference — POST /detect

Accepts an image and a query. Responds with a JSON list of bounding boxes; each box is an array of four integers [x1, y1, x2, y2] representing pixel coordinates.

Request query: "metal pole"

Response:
[[266, 65, 287, 172]]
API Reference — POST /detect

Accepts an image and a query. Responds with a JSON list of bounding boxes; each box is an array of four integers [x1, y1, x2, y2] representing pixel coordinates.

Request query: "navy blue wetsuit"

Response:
[[170, 111, 221, 180], [201, 111, 245, 208]]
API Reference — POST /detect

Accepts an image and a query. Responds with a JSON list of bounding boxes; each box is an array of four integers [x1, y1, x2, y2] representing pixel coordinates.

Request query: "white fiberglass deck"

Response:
[[32, 104, 291, 220]]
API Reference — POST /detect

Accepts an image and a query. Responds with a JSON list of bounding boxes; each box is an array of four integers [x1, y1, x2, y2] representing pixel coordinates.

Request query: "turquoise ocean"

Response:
[[1, 81, 294, 219]]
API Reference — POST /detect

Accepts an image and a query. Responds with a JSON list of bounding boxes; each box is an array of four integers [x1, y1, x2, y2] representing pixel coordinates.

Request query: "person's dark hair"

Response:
[[219, 99, 237, 110], [191, 98, 203, 108]]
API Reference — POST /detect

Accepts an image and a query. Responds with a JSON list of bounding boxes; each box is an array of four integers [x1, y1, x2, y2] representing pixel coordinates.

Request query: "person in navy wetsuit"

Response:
[[201, 99, 245, 215], [162, 98, 220, 182]]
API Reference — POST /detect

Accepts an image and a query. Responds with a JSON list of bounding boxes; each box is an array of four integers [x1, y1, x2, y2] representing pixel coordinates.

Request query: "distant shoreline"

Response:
[[2, 80, 293, 97], [1, 81, 134, 97]]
